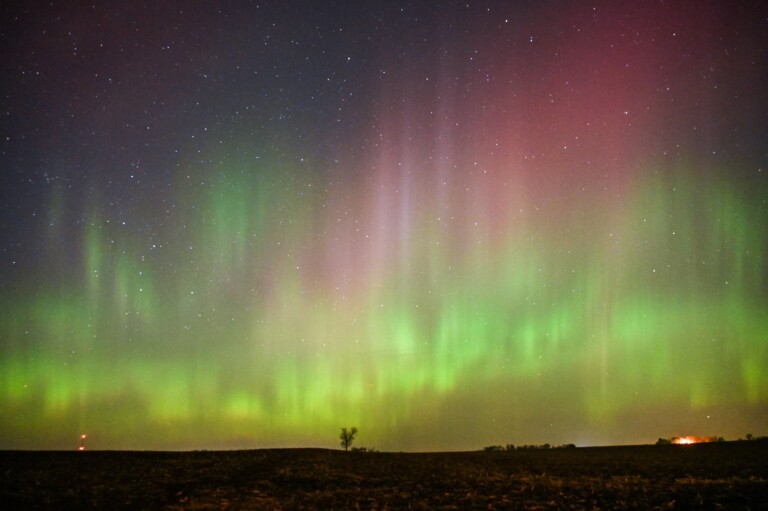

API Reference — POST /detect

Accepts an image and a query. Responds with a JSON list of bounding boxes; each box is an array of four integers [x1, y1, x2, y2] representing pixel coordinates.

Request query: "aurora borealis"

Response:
[[1, 1, 766, 451]]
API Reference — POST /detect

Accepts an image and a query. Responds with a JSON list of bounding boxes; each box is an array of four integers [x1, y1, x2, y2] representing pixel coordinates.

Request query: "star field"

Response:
[[0, 1, 766, 450]]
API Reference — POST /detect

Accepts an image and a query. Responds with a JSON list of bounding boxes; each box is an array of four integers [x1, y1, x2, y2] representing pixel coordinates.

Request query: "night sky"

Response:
[[1, 1, 766, 451]]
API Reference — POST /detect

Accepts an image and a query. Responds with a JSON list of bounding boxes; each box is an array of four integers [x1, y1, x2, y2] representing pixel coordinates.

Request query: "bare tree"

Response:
[[339, 427, 358, 451]]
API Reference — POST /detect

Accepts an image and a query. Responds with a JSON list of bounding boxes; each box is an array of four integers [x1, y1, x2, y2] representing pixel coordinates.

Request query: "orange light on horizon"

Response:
[[672, 435, 716, 445]]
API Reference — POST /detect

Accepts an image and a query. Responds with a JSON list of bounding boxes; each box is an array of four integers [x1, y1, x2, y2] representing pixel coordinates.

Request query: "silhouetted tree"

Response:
[[339, 426, 358, 451], [746, 433, 754, 440]]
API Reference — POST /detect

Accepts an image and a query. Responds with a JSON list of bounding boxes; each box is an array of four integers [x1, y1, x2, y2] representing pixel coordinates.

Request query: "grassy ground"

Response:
[[1, 440, 766, 510]]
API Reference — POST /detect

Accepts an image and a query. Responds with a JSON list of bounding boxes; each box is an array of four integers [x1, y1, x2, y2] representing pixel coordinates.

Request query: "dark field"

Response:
[[2, 441, 766, 510]]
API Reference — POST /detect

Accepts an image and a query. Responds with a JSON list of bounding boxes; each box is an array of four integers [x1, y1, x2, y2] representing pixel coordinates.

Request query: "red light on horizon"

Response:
[[672, 435, 716, 445]]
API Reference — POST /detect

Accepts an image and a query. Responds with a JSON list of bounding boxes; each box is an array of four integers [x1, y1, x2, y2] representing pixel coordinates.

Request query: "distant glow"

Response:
[[672, 436, 717, 445]]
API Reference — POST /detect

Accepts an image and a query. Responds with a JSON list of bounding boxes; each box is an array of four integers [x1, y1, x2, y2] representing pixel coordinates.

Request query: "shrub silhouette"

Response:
[[351, 446, 378, 453]]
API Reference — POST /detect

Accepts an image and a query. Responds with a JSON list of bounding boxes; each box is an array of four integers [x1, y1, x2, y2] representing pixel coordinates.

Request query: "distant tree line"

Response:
[[653, 435, 768, 445], [483, 443, 576, 452], [350, 446, 379, 453], [655, 434, 768, 445]]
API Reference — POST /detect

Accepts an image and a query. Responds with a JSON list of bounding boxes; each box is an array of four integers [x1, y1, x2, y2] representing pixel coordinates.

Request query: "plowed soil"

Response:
[[2, 440, 766, 510]]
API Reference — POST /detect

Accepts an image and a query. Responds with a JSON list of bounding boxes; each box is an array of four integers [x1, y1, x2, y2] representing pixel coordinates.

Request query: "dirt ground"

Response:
[[2, 440, 766, 510]]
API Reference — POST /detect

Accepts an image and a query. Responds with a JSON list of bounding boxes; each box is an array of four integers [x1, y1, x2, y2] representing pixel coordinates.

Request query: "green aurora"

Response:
[[2, 162, 765, 450], [1, 1, 766, 450]]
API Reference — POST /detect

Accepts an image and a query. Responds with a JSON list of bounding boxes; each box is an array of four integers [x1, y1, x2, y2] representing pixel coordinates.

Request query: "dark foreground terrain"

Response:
[[2, 440, 766, 510]]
